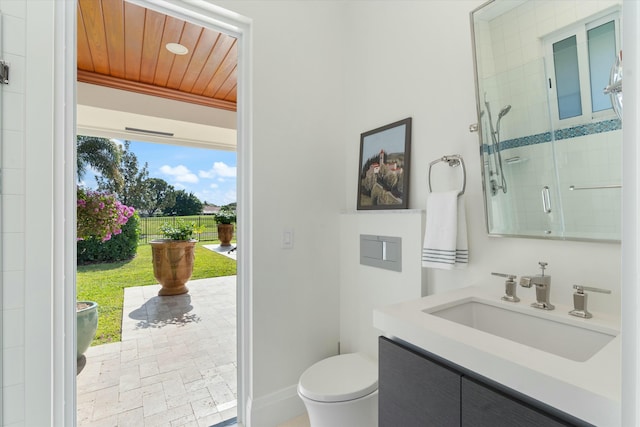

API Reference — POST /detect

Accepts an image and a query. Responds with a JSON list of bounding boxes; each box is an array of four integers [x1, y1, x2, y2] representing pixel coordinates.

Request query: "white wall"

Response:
[[212, 2, 347, 425], [339, 211, 426, 359], [341, 0, 621, 316], [1, 0, 65, 426], [1, 0, 27, 425]]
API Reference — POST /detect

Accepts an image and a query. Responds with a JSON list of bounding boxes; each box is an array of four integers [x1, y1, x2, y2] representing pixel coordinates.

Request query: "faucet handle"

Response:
[[573, 285, 611, 295], [491, 272, 516, 280], [538, 261, 548, 276], [570, 285, 611, 318], [492, 273, 519, 302]]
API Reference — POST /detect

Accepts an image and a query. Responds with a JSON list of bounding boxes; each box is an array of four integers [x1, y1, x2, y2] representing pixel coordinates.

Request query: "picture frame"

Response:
[[357, 117, 412, 210]]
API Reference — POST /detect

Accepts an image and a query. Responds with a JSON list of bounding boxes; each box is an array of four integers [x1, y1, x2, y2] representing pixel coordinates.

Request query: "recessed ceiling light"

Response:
[[166, 42, 188, 55]]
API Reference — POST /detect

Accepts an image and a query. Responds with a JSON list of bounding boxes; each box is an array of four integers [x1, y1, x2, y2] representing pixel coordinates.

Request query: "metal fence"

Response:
[[138, 215, 234, 244]]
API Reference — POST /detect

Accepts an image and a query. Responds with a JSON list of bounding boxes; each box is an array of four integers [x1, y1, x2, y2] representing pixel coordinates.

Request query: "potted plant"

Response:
[[76, 188, 135, 358], [213, 206, 236, 247], [151, 219, 205, 296]]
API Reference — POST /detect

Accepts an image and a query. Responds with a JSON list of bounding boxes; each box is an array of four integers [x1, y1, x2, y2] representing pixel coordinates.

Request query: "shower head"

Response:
[[498, 105, 512, 119]]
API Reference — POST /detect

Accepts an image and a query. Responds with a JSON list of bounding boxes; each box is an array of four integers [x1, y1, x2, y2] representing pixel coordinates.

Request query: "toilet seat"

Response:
[[298, 353, 378, 403]]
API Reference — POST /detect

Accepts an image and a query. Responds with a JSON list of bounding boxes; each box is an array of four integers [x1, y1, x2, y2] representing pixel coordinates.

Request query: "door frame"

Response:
[[55, 1, 254, 425]]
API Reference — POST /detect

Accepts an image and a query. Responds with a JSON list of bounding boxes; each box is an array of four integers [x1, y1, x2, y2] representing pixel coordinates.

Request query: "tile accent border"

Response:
[[482, 118, 621, 154]]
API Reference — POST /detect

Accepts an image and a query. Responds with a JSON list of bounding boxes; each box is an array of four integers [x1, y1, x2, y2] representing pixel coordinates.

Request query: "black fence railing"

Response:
[[138, 215, 235, 244]]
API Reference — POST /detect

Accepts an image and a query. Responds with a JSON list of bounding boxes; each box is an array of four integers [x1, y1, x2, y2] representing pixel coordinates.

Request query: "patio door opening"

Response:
[[75, 137, 239, 427], [71, 1, 251, 426]]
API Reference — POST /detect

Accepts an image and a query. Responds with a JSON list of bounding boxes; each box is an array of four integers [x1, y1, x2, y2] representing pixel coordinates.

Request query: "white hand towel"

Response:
[[422, 191, 469, 270]]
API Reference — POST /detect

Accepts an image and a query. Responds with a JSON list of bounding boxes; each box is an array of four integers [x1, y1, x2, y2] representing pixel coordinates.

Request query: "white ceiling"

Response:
[[76, 82, 237, 150]]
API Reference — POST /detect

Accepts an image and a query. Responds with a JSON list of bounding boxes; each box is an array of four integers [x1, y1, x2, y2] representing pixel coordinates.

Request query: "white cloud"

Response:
[[223, 189, 237, 205], [210, 183, 219, 189], [194, 187, 237, 206], [199, 162, 237, 179], [160, 164, 199, 183]]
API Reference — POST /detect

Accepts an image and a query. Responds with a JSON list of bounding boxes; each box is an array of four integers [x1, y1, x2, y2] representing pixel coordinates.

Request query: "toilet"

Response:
[[297, 353, 378, 427]]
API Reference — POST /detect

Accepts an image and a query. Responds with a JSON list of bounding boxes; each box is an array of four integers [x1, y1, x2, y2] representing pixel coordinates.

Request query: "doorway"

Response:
[[75, 138, 239, 425], [60, 1, 253, 425]]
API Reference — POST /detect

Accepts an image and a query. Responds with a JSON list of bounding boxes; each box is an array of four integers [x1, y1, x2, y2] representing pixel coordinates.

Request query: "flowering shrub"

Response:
[[77, 188, 135, 242], [77, 212, 140, 264]]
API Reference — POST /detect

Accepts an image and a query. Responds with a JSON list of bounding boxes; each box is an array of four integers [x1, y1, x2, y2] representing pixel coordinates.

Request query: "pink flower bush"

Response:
[[77, 188, 135, 242]]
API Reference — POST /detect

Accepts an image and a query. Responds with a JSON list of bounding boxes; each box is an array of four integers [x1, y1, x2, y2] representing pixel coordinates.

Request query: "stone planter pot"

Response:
[[77, 301, 98, 359], [217, 223, 234, 247], [150, 239, 196, 296]]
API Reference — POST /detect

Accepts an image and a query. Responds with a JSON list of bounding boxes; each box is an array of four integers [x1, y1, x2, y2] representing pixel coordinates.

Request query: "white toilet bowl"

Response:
[[297, 353, 378, 427]]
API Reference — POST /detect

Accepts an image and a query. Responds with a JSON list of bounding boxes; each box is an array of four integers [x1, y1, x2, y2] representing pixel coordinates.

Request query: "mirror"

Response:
[[471, 0, 622, 242]]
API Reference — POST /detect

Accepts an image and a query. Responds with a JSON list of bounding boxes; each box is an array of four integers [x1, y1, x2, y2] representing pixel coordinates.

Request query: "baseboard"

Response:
[[247, 384, 306, 427]]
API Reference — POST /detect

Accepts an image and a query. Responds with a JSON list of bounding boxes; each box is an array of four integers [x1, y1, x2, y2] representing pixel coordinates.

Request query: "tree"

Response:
[[141, 178, 176, 216], [76, 135, 123, 188], [167, 190, 203, 216], [96, 141, 149, 209]]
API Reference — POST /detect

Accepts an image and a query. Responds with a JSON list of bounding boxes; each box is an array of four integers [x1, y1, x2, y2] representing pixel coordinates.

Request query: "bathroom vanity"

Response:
[[373, 286, 620, 426], [380, 337, 587, 426]]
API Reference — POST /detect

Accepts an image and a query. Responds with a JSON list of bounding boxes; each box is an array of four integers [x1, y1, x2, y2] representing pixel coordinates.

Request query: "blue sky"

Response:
[[81, 139, 237, 206]]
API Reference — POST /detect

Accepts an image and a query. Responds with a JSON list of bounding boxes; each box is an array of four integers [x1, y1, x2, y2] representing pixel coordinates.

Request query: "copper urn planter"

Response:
[[217, 223, 234, 247], [150, 239, 197, 296]]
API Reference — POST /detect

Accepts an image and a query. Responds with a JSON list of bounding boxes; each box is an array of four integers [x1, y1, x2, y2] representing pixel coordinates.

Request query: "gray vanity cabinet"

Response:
[[379, 336, 460, 426], [461, 376, 568, 427], [379, 337, 587, 427]]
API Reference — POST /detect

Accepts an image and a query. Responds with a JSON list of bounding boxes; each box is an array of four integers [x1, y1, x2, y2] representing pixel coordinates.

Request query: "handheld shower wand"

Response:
[[483, 95, 511, 195], [496, 105, 511, 135]]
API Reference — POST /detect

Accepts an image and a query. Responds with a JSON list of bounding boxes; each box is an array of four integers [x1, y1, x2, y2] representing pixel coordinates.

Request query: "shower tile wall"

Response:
[[556, 130, 622, 239], [484, 0, 621, 142], [1, 0, 27, 425], [494, 129, 622, 239]]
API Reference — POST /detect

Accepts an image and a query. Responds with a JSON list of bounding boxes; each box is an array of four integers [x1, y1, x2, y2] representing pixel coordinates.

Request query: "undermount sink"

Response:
[[424, 298, 618, 362], [374, 287, 622, 426]]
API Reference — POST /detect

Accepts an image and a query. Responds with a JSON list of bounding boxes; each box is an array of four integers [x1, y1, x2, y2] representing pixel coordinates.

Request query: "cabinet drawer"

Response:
[[461, 376, 572, 427], [379, 337, 460, 426]]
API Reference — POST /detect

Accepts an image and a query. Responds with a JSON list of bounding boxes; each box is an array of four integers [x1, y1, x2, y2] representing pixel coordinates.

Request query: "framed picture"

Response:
[[357, 117, 412, 210]]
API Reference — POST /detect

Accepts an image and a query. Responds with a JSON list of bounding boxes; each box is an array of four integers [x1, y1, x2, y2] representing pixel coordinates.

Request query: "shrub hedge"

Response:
[[77, 212, 140, 264]]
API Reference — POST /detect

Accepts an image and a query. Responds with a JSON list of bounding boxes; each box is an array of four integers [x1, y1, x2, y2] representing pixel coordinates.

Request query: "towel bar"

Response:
[[428, 154, 466, 196], [569, 184, 621, 191]]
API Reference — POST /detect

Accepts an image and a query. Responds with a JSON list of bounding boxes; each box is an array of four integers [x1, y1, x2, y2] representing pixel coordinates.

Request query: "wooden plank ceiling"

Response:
[[77, 0, 237, 111]]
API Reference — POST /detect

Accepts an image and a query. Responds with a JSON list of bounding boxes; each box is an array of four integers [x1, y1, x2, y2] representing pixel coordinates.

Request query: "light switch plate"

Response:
[[282, 228, 294, 249]]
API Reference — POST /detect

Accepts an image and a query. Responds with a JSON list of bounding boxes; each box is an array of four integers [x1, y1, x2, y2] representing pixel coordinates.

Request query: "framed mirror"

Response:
[[471, 0, 622, 242]]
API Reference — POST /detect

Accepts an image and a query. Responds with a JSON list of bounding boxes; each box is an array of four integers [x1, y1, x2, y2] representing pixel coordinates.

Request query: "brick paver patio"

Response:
[[77, 275, 237, 427]]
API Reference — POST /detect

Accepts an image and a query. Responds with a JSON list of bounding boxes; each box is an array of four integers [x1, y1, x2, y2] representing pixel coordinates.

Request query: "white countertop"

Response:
[[373, 285, 621, 426]]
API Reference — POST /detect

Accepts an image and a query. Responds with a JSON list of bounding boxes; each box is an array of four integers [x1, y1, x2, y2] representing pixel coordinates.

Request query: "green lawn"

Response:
[[76, 242, 237, 345]]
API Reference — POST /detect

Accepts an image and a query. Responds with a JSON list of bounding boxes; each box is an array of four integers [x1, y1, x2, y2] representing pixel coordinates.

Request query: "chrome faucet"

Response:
[[520, 262, 554, 310]]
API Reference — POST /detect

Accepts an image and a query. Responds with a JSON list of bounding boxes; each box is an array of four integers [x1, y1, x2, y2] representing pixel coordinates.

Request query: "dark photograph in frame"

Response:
[[357, 117, 412, 210]]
